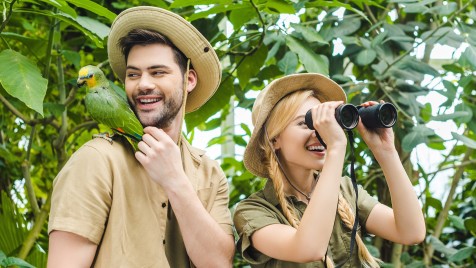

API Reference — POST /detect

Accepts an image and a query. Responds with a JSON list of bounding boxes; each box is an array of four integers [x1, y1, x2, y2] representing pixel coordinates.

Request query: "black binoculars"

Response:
[[305, 103, 397, 131]]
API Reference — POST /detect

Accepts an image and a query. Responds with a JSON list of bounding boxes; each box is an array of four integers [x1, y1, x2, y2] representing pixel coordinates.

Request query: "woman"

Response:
[[233, 73, 426, 267]]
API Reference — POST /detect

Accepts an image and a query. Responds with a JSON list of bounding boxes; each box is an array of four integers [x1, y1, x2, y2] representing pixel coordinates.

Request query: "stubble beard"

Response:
[[129, 88, 184, 129]]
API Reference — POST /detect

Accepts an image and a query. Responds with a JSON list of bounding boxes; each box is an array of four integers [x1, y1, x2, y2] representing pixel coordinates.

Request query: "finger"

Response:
[[141, 133, 157, 147], [137, 140, 153, 155], [144, 126, 163, 138], [135, 150, 147, 164]]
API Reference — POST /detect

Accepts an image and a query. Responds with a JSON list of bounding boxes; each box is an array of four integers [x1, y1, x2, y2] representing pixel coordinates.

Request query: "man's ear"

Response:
[[186, 69, 198, 93]]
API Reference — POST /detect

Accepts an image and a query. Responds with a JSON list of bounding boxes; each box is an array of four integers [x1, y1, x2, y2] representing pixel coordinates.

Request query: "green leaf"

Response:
[[464, 218, 476, 237], [171, 0, 230, 8], [432, 111, 471, 121], [291, 23, 328, 45], [427, 2, 457, 16], [233, 135, 247, 147], [331, 17, 362, 37], [355, 49, 377, 66], [428, 235, 457, 256], [237, 45, 268, 88], [141, 0, 168, 8], [1, 257, 35, 268], [426, 196, 442, 210], [44, 103, 66, 118], [37, 0, 77, 18], [240, 123, 251, 137], [229, 7, 255, 30], [22, 10, 105, 47], [62, 50, 81, 69], [371, 31, 387, 47], [448, 215, 465, 230], [65, 0, 116, 21], [265, 0, 295, 14], [449, 247, 476, 262], [286, 36, 329, 75], [0, 251, 5, 261], [277, 51, 298, 75], [460, 45, 476, 70], [452, 132, 476, 149], [189, 3, 248, 21], [401, 125, 434, 152], [74, 16, 110, 40], [0, 50, 48, 116], [185, 78, 234, 131], [403, 3, 429, 13], [454, 103, 473, 124]]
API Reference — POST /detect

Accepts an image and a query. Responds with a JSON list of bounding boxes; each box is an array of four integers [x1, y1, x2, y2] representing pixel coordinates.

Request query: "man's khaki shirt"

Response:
[[49, 137, 233, 267], [233, 177, 379, 267]]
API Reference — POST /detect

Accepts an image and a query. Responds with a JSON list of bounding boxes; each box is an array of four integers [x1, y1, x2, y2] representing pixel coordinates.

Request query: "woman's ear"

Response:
[[272, 136, 281, 150]]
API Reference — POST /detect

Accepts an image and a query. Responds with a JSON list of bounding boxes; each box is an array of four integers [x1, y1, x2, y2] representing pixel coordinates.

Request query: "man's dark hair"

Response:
[[118, 29, 191, 74]]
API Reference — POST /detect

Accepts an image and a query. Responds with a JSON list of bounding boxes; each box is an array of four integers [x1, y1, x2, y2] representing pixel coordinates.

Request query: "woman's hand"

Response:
[[308, 101, 347, 149], [356, 101, 396, 154]]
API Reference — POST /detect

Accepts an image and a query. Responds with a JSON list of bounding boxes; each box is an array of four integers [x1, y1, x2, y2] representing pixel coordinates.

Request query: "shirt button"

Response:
[[162, 202, 167, 208], [163, 239, 166, 244]]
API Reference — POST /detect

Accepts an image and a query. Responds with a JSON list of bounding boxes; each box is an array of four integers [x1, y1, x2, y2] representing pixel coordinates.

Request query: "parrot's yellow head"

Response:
[[77, 65, 101, 88]]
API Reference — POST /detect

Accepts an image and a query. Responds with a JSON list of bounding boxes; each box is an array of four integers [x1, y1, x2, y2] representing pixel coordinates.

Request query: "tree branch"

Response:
[[226, 0, 265, 56], [424, 147, 473, 265], [18, 191, 51, 259], [382, 0, 475, 76], [0, 0, 18, 34], [21, 125, 40, 217]]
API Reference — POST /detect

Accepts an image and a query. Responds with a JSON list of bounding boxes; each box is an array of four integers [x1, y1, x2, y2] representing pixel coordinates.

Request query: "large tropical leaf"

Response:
[[0, 50, 48, 116]]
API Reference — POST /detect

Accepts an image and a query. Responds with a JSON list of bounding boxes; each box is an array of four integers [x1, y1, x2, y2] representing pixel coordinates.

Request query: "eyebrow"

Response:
[[126, 65, 172, 71], [292, 114, 305, 122]]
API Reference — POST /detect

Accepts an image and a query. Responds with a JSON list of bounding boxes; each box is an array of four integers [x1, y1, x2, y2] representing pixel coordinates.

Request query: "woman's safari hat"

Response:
[[243, 73, 347, 178], [107, 6, 221, 113]]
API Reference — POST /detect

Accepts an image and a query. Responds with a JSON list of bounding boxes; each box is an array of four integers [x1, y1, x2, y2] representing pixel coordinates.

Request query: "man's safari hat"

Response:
[[107, 6, 221, 113], [243, 73, 347, 178]]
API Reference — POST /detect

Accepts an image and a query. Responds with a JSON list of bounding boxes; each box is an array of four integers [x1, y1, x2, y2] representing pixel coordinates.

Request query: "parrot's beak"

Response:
[[77, 78, 86, 87]]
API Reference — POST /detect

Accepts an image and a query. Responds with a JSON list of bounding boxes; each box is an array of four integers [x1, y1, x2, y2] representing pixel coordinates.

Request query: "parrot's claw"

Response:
[[92, 132, 114, 144]]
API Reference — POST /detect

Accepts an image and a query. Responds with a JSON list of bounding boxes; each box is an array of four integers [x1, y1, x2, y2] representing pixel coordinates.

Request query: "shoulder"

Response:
[[76, 136, 135, 159], [234, 190, 274, 220]]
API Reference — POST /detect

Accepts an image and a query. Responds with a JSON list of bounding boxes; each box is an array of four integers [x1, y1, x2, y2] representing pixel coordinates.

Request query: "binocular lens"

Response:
[[336, 104, 359, 130], [358, 103, 397, 128], [379, 104, 397, 127], [305, 102, 398, 131]]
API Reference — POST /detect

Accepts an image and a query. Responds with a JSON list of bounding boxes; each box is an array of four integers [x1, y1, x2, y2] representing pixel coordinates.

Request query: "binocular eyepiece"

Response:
[[305, 103, 397, 131]]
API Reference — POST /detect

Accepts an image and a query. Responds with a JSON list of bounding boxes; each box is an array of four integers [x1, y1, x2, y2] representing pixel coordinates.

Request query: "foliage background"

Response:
[[0, 0, 475, 267]]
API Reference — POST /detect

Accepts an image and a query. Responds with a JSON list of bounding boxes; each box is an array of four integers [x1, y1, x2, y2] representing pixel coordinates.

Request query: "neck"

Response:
[[279, 164, 317, 202], [163, 112, 185, 144]]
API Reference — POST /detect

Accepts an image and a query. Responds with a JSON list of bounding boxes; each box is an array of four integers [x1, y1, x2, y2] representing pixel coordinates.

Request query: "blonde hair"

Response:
[[260, 89, 381, 267]]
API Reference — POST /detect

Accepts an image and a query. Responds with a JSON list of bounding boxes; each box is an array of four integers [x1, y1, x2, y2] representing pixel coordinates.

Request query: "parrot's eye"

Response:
[[87, 74, 93, 78]]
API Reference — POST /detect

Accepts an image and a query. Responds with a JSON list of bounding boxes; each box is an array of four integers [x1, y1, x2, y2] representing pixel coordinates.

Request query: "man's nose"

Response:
[[138, 74, 155, 90]]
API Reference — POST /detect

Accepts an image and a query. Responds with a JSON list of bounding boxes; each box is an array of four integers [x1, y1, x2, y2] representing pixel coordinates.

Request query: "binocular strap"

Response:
[[315, 130, 359, 268]]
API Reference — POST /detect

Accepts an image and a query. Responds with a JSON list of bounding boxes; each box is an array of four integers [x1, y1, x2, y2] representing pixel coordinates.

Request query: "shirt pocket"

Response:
[[197, 187, 213, 210]]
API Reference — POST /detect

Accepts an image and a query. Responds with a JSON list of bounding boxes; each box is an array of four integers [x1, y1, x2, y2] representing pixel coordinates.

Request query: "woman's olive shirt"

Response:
[[233, 176, 379, 268]]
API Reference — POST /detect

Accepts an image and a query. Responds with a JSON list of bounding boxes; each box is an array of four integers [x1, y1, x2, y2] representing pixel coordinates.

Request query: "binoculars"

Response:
[[305, 103, 397, 131]]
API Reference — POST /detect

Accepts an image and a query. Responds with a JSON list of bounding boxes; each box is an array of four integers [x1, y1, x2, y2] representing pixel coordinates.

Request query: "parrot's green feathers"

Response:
[[78, 65, 144, 148]]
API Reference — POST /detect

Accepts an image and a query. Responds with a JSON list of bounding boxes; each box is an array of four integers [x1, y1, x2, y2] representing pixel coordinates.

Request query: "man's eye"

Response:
[[127, 73, 139, 78]]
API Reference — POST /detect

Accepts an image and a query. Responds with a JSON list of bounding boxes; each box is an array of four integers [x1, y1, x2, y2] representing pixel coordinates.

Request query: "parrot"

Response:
[[77, 65, 144, 150]]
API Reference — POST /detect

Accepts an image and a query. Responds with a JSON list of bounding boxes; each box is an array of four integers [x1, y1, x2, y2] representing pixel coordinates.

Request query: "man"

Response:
[[48, 6, 234, 267]]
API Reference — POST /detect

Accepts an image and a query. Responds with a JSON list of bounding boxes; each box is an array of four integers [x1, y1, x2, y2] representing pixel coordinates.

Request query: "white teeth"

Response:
[[307, 145, 325, 151], [139, 98, 160, 104]]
